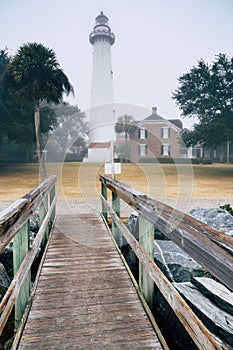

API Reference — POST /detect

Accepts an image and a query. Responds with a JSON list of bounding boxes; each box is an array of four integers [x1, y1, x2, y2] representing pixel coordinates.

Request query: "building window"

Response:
[[139, 144, 147, 156], [161, 127, 170, 139], [161, 144, 171, 156], [138, 128, 147, 139]]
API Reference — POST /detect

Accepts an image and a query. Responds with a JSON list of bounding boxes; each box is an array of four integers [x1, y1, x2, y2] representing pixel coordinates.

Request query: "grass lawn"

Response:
[[0, 162, 233, 201]]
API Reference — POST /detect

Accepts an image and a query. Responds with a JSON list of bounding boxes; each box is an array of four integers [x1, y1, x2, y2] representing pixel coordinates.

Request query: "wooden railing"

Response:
[[0, 175, 57, 337], [99, 174, 233, 350]]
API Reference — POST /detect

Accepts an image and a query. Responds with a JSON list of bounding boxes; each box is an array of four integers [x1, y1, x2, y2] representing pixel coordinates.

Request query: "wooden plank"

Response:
[[101, 182, 108, 221], [112, 191, 122, 247], [101, 194, 222, 350], [18, 213, 162, 349], [49, 184, 56, 224], [39, 194, 48, 250], [139, 214, 154, 309], [13, 221, 31, 329]]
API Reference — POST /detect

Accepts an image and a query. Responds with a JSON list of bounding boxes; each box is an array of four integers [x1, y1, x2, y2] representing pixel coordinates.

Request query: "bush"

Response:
[[138, 157, 160, 163], [200, 158, 212, 164], [138, 157, 200, 164], [220, 204, 233, 216], [0, 158, 28, 164], [65, 153, 84, 162], [213, 157, 233, 164], [114, 158, 132, 163], [190, 158, 200, 164], [64, 148, 88, 162]]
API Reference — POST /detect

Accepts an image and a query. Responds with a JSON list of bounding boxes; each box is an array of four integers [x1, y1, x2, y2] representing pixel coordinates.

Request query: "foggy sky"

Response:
[[1, 0, 233, 128]]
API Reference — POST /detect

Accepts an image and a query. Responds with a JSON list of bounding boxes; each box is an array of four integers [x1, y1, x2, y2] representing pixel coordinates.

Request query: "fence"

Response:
[[0, 175, 57, 337], [99, 174, 233, 350]]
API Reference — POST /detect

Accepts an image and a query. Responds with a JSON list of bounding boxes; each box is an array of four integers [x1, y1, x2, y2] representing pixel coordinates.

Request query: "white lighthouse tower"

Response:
[[85, 11, 116, 162]]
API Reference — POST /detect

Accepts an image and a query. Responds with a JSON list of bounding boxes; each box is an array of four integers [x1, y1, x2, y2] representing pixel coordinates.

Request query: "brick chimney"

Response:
[[152, 107, 157, 114]]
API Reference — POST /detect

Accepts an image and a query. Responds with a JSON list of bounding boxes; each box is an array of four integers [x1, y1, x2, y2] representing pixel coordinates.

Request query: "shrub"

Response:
[[200, 158, 212, 164], [138, 157, 200, 164], [65, 153, 84, 162], [219, 204, 233, 216]]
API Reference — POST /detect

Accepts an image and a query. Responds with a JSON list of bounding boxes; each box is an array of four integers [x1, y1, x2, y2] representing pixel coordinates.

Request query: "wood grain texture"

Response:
[[18, 213, 162, 349]]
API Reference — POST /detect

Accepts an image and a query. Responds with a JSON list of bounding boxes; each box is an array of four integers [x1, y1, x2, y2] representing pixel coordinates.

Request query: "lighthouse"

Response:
[[85, 11, 116, 162]]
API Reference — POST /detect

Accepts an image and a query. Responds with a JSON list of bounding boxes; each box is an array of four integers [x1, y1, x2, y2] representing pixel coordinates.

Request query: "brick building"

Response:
[[129, 107, 183, 162]]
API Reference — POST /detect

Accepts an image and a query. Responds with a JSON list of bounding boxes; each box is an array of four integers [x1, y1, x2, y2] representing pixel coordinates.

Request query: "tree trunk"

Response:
[[34, 105, 47, 181], [219, 143, 224, 163]]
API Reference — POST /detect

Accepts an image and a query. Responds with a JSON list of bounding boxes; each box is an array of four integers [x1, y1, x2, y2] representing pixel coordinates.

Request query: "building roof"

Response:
[[88, 142, 111, 149], [138, 107, 183, 130], [144, 114, 164, 122], [168, 119, 183, 129]]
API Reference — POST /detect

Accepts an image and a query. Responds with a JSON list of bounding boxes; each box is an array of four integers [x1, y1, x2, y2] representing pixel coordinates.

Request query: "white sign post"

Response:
[[104, 162, 121, 176], [104, 141, 121, 178]]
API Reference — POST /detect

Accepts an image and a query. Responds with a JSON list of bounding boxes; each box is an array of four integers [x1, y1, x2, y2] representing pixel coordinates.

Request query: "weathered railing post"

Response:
[[50, 183, 56, 225], [139, 214, 154, 309], [112, 192, 121, 246], [101, 182, 108, 222], [13, 220, 31, 329], [40, 194, 49, 250]]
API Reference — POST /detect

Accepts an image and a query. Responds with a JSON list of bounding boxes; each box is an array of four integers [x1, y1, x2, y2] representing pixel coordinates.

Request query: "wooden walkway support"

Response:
[[17, 213, 163, 349]]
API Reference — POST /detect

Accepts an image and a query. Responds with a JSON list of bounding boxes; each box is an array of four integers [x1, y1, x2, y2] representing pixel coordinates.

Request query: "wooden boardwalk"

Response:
[[18, 213, 162, 349]]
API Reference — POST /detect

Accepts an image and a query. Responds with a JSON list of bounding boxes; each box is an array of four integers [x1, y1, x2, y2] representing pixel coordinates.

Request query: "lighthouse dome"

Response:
[[95, 11, 109, 25]]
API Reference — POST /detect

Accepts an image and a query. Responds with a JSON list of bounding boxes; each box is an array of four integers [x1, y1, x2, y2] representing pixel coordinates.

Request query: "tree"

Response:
[[0, 49, 57, 163], [47, 104, 88, 160], [115, 114, 137, 161], [115, 114, 137, 140], [0, 49, 11, 147], [3, 43, 74, 180], [173, 54, 233, 149]]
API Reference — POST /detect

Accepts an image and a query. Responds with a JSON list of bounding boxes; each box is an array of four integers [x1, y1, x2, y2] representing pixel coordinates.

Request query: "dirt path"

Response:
[[1, 198, 233, 216]]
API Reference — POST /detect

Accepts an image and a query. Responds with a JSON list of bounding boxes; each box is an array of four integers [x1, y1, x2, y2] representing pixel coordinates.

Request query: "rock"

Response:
[[125, 213, 205, 282], [30, 210, 39, 233], [125, 212, 139, 239], [192, 277, 233, 316], [155, 290, 198, 350], [0, 244, 13, 279], [3, 337, 14, 350], [0, 212, 40, 279], [154, 240, 204, 282], [188, 207, 233, 236], [154, 228, 170, 240], [0, 263, 10, 302], [173, 280, 233, 348], [125, 212, 169, 240]]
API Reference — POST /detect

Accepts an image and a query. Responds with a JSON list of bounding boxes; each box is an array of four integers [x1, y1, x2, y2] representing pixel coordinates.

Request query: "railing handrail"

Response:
[[0, 175, 57, 253], [99, 174, 233, 350], [0, 175, 57, 337], [100, 194, 222, 350], [99, 174, 233, 291]]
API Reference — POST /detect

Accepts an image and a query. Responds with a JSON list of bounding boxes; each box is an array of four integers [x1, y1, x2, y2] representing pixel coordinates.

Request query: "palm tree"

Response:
[[115, 114, 137, 161], [3, 43, 74, 180], [115, 114, 137, 140]]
